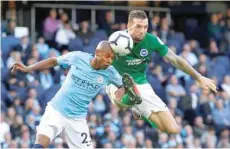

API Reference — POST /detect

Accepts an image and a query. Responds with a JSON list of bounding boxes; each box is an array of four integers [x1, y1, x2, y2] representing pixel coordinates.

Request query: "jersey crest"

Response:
[[140, 49, 148, 57], [97, 75, 104, 83]]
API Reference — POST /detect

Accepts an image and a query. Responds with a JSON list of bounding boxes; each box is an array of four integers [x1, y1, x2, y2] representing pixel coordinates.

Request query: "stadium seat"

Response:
[[1, 35, 20, 62], [210, 64, 227, 82], [82, 45, 95, 54], [167, 39, 182, 54], [185, 18, 198, 38], [215, 56, 230, 69], [68, 37, 83, 51], [93, 29, 108, 40], [41, 84, 61, 112], [88, 37, 102, 47]]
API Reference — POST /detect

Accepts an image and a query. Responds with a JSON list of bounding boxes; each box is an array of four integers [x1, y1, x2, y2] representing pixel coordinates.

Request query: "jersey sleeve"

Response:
[[108, 67, 123, 88], [56, 51, 81, 68], [147, 33, 168, 57]]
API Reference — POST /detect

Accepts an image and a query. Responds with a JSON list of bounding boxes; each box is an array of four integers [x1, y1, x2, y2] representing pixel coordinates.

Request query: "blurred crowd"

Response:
[[1, 6, 230, 148]]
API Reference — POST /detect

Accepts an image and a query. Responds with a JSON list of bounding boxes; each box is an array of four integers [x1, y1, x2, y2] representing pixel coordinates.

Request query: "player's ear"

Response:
[[95, 50, 101, 57], [127, 22, 130, 29]]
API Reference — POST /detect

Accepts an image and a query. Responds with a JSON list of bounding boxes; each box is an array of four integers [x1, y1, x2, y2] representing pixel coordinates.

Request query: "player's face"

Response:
[[128, 18, 148, 42], [96, 50, 115, 69]]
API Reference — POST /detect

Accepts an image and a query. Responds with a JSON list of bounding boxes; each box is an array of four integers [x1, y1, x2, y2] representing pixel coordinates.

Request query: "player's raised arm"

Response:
[[11, 57, 58, 73], [164, 48, 217, 92]]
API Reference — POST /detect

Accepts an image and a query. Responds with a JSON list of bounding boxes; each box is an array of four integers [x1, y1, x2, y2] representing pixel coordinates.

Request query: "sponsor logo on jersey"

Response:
[[125, 59, 145, 65], [140, 49, 148, 57], [71, 74, 100, 91], [97, 76, 104, 83]]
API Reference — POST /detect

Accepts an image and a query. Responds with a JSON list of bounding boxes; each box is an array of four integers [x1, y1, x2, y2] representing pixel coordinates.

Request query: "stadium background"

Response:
[[1, 1, 230, 148]]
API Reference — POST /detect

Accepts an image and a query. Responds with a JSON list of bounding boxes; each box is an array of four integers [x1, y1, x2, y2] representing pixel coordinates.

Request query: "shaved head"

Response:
[[96, 41, 113, 53], [91, 40, 115, 70]]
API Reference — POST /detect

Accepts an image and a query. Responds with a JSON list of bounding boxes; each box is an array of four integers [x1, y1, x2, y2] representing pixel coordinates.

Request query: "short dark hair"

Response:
[[128, 10, 147, 22]]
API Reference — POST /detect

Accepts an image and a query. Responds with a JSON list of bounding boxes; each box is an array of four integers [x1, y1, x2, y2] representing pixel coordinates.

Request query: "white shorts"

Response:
[[106, 83, 168, 118], [36, 103, 93, 149], [133, 83, 168, 118]]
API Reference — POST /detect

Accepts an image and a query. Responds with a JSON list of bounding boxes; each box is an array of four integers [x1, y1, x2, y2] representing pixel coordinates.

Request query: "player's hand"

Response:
[[11, 62, 31, 73], [196, 76, 217, 93], [132, 109, 142, 120]]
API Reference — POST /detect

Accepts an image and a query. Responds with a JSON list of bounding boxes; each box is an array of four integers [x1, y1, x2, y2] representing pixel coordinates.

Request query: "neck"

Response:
[[90, 57, 100, 70]]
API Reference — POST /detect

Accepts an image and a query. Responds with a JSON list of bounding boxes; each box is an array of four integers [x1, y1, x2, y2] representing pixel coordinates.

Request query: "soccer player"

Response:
[[11, 41, 131, 148], [106, 10, 217, 134]]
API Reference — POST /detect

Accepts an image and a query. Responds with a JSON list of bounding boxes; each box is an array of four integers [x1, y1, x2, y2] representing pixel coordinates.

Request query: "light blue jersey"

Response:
[[51, 51, 122, 119]]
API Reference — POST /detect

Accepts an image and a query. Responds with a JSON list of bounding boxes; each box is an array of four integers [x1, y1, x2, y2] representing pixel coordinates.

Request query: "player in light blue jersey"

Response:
[[11, 41, 136, 148]]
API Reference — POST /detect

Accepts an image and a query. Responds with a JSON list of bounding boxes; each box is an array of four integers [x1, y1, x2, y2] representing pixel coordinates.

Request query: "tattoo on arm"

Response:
[[164, 48, 201, 81]]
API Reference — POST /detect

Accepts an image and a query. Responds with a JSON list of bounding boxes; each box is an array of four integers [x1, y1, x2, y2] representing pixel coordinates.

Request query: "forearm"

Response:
[[28, 57, 58, 72], [171, 56, 201, 81]]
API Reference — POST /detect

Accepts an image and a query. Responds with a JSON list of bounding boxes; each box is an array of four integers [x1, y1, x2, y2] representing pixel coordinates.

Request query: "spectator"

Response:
[[43, 9, 59, 44], [193, 137, 202, 148], [195, 54, 211, 72], [0, 113, 10, 144], [201, 126, 217, 147], [199, 92, 216, 125], [183, 124, 194, 147], [6, 51, 22, 69], [145, 138, 153, 148], [135, 131, 145, 148], [14, 36, 32, 63], [76, 20, 93, 45], [180, 43, 198, 66], [10, 115, 23, 140], [6, 107, 16, 126], [119, 23, 127, 30], [94, 94, 106, 115], [223, 8, 230, 49], [24, 97, 40, 115], [4, 19, 16, 36], [8, 139, 18, 148], [19, 131, 31, 148], [2, 132, 13, 148], [193, 116, 207, 138], [98, 11, 119, 36], [30, 45, 41, 61], [158, 132, 169, 148], [189, 39, 201, 56], [55, 21, 76, 48], [179, 83, 199, 113], [36, 37, 50, 59], [12, 97, 24, 115], [59, 12, 69, 29], [166, 75, 186, 101], [217, 128, 230, 148], [167, 135, 178, 148], [212, 99, 230, 131], [220, 90, 230, 109], [205, 40, 225, 59], [199, 88, 210, 104], [208, 13, 223, 44], [168, 97, 184, 117], [221, 75, 230, 97], [197, 64, 209, 78], [150, 14, 160, 32], [39, 69, 53, 90], [159, 19, 170, 43]]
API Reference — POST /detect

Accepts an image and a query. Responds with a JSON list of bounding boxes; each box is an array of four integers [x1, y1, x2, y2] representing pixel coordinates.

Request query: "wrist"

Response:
[[196, 74, 202, 82], [27, 66, 33, 73]]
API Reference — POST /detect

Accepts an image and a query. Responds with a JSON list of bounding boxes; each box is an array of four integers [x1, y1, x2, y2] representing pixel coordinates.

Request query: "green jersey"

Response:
[[112, 33, 168, 84]]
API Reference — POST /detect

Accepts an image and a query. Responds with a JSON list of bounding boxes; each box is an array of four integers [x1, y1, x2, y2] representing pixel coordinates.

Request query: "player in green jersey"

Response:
[[106, 10, 217, 134]]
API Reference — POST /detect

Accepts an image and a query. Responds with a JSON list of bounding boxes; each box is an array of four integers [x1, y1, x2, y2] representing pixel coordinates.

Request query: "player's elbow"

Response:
[[49, 57, 58, 66]]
